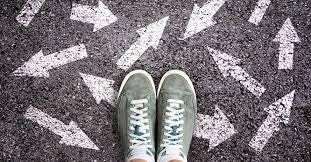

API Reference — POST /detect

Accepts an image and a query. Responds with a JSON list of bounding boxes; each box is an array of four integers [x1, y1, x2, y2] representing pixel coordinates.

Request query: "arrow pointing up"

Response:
[[116, 16, 169, 70], [273, 18, 300, 70], [183, 0, 227, 39], [13, 44, 88, 78], [70, 1, 117, 32], [80, 73, 117, 105], [25, 105, 99, 150], [208, 47, 266, 97], [249, 90, 295, 152], [195, 105, 235, 151]]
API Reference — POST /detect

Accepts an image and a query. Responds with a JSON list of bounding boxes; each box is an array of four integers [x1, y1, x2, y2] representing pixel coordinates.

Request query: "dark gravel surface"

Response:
[[1, 0, 311, 161]]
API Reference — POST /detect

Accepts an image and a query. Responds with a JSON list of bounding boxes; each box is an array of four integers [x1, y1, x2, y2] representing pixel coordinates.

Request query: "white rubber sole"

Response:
[[117, 70, 156, 99], [157, 70, 196, 100]]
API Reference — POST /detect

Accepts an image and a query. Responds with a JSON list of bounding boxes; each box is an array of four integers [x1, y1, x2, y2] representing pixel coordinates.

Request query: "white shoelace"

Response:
[[161, 99, 185, 149], [129, 99, 152, 149]]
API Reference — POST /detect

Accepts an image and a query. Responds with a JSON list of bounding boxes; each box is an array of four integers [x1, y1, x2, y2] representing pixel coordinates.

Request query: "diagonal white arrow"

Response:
[[16, 0, 46, 27], [13, 44, 88, 78], [248, 0, 271, 25], [208, 46, 266, 98], [273, 18, 300, 70], [249, 90, 295, 152], [116, 16, 169, 70], [183, 0, 227, 39], [195, 105, 235, 151], [70, 1, 117, 32], [80, 73, 117, 105], [25, 105, 99, 150]]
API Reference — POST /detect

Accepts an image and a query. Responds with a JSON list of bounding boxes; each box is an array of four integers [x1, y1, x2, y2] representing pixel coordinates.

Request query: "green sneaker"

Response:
[[156, 70, 197, 162], [117, 70, 156, 162]]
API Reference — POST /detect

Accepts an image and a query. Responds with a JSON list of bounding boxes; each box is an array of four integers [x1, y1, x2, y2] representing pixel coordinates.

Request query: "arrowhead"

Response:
[[136, 16, 169, 49], [273, 18, 300, 43], [59, 121, 99, 150], [93, 1, 117, 32], [12, 50, 50, 78], [183, 4, 217, 39], [80, 73, 116, 105], [264, 90, 295, 124], [195, 105, 235, 151], [207, 46, 241, 77]]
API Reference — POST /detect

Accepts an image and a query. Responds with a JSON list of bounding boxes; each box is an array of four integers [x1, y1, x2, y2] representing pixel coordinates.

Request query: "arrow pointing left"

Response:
[[70, 1, 117, 32], [13, 44, 88, 78], [25, 105, 99, 150]]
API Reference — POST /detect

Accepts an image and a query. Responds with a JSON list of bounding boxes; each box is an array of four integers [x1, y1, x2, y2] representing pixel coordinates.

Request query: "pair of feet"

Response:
[[117, 70, 197, 162]]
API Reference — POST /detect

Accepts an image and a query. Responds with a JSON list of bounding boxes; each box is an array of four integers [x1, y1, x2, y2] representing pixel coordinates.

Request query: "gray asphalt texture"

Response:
[[1, 0, 311, 161]]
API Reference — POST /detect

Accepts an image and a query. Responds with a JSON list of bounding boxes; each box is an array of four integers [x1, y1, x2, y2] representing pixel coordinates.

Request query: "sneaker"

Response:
[[156, 70, 197, 162], [118, 70, 156, 162]]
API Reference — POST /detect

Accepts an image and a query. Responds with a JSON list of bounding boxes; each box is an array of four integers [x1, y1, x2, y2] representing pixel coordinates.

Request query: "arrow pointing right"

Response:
[[25, 105, 99, 150], [249, 90, 295, 152], [195, 105, 235, 151]]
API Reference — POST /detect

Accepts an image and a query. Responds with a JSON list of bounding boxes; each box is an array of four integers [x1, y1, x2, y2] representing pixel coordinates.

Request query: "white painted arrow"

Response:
[[195, 105, 235, 151], [80, 73, 117, 105], [13, 44, 88, 78], [248, 0, 271, 25], [273, 18, 300, 70], [116, 16, 169, 70], [183, 0, 227, 39], [249, 90, 295, 152], [16, 0, 46, 27], [25, 105, 99, 150], [70, 1, 117, 32], [208, 47, 266, 97]]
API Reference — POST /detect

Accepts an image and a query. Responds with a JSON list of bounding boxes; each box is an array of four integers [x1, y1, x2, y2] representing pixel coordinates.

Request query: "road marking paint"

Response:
[[80, 73, 116, 105], [249, 90, 295, 152], [70, 1, 117, 32], [13, 44, 88, 78], [16, 0, 46, 27], [116, 16, 169, 70], [195, 105, 235, 151], [25, 105, 99, 150], [183, 0, 227, 39], [273, 18, 300, 70], [208, 46, 266, 97], [248, 0, 271, 25]]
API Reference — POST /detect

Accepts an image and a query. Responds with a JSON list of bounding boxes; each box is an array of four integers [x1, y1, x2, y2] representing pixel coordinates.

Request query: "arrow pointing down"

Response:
[[249, 90, 295, 152], [25, 105, 99, 150], [70, 1, 117, 32], [273, 18, 300, 70], [195, 105, 235, 151], [13, 44, 88, 78], [116, 16, 169, 70]]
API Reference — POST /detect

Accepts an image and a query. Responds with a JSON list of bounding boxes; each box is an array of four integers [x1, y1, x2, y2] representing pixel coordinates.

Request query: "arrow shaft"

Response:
[[16, 0, 46, 27], [42, 44, 88, 70], [278, 42, 294, 69], [229, 66, 266, 97], [116, 38, 150, 70], [70, 4, 96, 23], [248, 0, 271, 25], [249, 116, 280, 152], [24, 106, 68, 137]]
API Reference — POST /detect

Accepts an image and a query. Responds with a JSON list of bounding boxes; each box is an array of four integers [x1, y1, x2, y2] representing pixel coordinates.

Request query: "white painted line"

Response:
[[183, 0, 227, 39], [195, 105, 235, 151], [16, 0, 46, 27], [25, 105, 99, 150], [13, 44, 88, 78], [248, 0, 271, 25], [116, 16, 169, 70], [80, 73, 117, 105], [273, 18, 300, 70], [70, 1, 117, 32], [208, 46, 266, 98], [249, 90, 295, 152]]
